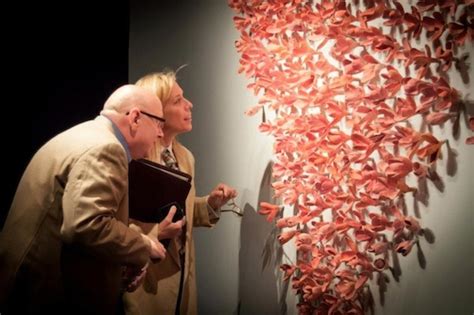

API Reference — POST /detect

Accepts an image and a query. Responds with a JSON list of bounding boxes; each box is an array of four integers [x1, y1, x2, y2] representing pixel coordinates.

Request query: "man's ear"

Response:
[[128, 107, 141, 124], [127, 107, 141, 132]]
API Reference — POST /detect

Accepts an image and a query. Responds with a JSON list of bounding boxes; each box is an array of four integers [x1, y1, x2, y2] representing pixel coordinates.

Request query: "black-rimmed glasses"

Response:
[[127, 110, 166, 129]]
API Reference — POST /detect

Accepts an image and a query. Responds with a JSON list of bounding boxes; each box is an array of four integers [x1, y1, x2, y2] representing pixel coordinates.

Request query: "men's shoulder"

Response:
[[45, 118, 125, 162], [60, 118, 116, 146]]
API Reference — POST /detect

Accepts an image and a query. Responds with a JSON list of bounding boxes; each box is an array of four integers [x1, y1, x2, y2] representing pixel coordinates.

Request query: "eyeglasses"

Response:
[[140, 110, 166, 129], [126, 110, 166, 129], [221, 198, 244, 217]]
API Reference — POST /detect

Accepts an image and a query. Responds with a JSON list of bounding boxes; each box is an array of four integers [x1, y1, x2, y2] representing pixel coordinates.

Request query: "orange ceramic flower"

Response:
[[229, 0, 471, 312]]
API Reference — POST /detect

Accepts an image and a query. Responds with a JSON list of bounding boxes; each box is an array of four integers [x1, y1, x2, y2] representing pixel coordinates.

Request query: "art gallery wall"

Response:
[[129, 1, 473, 314]]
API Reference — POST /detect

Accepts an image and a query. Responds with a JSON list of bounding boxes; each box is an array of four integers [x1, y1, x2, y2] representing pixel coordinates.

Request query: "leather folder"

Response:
[[128, 158, 191, 223]]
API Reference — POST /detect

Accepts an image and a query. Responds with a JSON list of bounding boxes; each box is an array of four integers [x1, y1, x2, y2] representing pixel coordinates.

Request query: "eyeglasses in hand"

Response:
[[221, 198, 244, 217]]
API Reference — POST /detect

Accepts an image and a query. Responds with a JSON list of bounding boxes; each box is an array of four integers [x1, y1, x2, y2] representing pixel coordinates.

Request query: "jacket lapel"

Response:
[[169, 141, 190, 268]]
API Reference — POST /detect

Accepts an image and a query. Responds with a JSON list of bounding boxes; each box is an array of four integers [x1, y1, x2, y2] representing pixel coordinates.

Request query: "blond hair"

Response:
[[135, 65, 187, 104], [135, 71, 176, 104]]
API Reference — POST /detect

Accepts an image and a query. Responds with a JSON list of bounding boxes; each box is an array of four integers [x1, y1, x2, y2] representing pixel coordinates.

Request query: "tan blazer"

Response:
[[0, 116, 150, 314], [124, 140, 218, 315]]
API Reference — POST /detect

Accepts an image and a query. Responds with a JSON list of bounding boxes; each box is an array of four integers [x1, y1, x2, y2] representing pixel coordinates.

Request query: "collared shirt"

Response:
[[102, 115, 131, 162]]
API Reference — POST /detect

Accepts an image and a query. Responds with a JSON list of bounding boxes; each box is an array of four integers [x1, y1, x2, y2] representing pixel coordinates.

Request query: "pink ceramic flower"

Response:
[[229, 0, 471, 313]]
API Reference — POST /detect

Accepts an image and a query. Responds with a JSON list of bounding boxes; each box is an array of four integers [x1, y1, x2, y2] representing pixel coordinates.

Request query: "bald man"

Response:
[[0, 85, 167, 314]]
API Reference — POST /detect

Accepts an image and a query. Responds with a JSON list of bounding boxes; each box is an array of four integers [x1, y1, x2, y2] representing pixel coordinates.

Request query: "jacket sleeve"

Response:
[[129, 220, 159, 240], [60, 143, 150, 267], [183, 147, 219, 227], [192, 196, 220, 227]]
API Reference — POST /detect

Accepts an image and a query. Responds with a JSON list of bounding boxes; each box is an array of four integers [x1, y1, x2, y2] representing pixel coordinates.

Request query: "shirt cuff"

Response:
[[206, 199, 221, 221]]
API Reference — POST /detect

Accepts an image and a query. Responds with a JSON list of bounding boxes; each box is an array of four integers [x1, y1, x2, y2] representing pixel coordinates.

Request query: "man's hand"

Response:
[[208, 183, 238, 210], [122, 262, 148, 292], [158, 206, 186, 240], [143, 234, 166, 260]]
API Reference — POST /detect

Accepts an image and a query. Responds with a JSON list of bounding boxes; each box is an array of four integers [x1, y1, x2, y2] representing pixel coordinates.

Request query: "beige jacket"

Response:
[[0, 116, 150, 314], [124, 140, 218, 315]]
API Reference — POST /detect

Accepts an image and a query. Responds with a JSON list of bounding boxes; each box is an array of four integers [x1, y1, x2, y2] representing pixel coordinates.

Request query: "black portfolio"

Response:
[[128, 158, 191, 223]]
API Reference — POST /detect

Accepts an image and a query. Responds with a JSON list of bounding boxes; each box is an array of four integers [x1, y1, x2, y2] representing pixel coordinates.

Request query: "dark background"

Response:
[[1, 0, 129, 227]]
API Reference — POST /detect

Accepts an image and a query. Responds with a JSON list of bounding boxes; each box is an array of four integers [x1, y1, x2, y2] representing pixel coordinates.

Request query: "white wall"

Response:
[[130, 1, 295, 314], [130, 1, 473, 314]]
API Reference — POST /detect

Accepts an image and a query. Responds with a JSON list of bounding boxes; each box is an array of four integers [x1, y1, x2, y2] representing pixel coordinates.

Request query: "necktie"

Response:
[[162, 148, 186, 260], [162, 149, 179, 170]]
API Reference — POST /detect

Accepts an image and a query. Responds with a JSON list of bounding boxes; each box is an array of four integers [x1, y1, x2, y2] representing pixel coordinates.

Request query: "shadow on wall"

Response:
[[235, 161, 289, 315], [233, 106, 468, 313], [369, 110, 468, 308]]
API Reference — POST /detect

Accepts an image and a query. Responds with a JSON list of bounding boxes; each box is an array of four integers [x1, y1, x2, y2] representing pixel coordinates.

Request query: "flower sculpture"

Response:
[[229, 0, 473, 314]]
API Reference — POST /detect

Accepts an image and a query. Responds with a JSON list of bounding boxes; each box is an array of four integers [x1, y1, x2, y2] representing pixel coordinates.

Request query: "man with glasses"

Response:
[[0, 85, 168, 314], [128, 110, 166, 130]]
